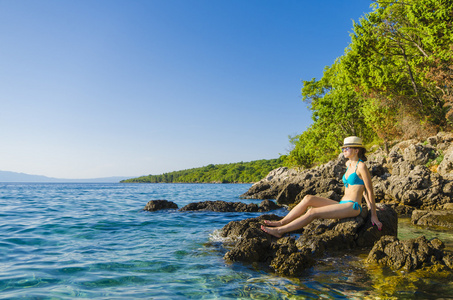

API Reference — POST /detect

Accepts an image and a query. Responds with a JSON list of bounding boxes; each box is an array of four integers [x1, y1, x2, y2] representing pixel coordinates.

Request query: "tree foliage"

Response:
[[121, 158, 284, 183], [287, 0, 453, 168]]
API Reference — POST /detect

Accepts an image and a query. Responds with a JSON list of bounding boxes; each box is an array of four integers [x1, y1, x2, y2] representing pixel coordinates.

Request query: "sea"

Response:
[[1, 183, 452, 299]]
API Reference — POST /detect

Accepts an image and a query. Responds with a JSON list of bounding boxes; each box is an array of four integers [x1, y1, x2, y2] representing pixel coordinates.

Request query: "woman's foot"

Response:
[[260, 225, 283, 238], [263, 220, 282, 227]]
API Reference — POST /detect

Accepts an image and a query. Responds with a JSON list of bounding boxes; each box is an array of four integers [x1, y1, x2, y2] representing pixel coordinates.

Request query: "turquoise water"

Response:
[[1, 183, 452, 299]]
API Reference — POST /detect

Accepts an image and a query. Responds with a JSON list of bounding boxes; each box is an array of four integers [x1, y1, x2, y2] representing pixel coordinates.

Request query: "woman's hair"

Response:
[[357, 148, 367, 162]]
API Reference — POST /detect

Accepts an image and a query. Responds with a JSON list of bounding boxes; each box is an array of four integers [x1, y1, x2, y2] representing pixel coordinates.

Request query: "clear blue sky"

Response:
[[0, 0, 373, 179]]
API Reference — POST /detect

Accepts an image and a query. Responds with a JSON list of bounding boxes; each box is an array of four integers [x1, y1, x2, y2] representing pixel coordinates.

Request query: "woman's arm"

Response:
[[359, 162, 382, 230]]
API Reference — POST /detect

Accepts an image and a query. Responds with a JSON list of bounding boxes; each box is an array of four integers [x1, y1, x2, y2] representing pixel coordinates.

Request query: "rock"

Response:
[[240, 167, 298, 200], [438, 144, 453, 179], [366, 235, 451, 271], [259, 199, 282, 211], [276, 182, 303, 205], [270, 249, 315, 276], [296, 204, 397, 252], [240, 182, 276, 200], [355, 203, 399, 247], [411, 209, 453, 229], [221, 214, 278, 263], [179, 200, 281, 213], [402, 143, 436, 165], [144, 200, 178, 211], [220, 204, 397, 276], [384, 164, 446, 208]]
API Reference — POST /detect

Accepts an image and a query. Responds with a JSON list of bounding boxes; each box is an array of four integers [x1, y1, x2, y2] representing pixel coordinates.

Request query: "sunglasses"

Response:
[[342, 147, 352, 152]]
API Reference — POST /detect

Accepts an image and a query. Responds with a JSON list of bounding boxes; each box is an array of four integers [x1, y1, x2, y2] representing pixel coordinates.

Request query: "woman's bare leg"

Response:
[[264, 195, 338, 226], [261, 201, 360, 238]]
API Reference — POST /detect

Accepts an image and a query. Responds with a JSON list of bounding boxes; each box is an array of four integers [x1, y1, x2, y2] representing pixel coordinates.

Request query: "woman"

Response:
[[261, 136, 383, 238]]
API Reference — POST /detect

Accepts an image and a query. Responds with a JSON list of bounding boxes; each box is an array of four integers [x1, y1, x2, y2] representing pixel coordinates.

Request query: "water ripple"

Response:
[[1, 183, 452, 299]]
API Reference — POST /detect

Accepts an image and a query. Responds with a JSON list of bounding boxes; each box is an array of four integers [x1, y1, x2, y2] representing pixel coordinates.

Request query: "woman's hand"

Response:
[[371, 215, 382, 231]]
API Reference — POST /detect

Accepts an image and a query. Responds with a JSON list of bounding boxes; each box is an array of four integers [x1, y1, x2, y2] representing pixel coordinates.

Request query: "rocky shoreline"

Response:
[[219, 203, 399, 276], [242, 132, 453, 220], [143, 132, 453, 276]]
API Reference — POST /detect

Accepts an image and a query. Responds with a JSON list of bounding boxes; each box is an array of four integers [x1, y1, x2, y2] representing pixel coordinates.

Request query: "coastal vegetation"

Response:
[[287, 0, 453, 168], [121, 158, 284, 183]]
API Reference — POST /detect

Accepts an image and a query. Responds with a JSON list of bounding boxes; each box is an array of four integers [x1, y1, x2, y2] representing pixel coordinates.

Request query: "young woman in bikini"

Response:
[[261, 136, 383, 238]]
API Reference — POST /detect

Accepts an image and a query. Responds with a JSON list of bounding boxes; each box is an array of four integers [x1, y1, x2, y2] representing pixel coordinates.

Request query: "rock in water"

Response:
[[411, 209, 453, 229], [144, 200, 178, 211], [366, 235, 453, 271], [179, 200, 281, 212], [220, 204, 398, 276]]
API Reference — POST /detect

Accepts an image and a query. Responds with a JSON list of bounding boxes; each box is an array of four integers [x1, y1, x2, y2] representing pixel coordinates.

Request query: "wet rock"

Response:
[[366, 235, 451, 271], [179, 200, 281, 213], [411, 210, 453, 229], [144, 200, 178, 211], [220, 204, 397, 276], [221, 214, 316, 275], [270, 249, 315, 276]]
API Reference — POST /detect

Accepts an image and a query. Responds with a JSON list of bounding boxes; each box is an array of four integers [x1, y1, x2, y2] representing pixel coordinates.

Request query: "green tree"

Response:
[[121, 158, 284, 183], [344, 0, 453, 136], [287, 59, 375, 168]]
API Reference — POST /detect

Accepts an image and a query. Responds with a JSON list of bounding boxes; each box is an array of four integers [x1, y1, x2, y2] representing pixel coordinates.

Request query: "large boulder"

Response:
[[383, 164, 445, 209], [411, 209, 453, 229], [438, 144, 453, 179], [240, 167, 298, 200], [366, 235, 453, 271], [296, 203, 398, 253], [220, 204, 397, 276]]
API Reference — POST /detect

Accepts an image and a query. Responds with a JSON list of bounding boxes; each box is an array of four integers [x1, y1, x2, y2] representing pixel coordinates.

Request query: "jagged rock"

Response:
[[179, 200, 281, 212], [220, 204, 397, 276], [297, 203, 397, 252], [366, 235, 451, 271], [384, 164, 445, 208], [438, 144, 453, 179], [240, 167, 298, 200], [276, 182, 303, 205], [258, 199, 282, 211], [270, 248, 315, 276], [391, 204, 416, 216], [411, 209, 453, 229], [144, 200, 178, 211], [402, 143, 437, 165]]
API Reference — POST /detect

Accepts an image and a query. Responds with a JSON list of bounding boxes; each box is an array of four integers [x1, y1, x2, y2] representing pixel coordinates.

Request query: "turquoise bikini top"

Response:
[[342, 160, 364, 187]]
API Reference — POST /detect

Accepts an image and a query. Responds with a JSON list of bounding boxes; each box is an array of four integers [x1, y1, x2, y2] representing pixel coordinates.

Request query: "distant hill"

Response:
[[121, 158, 285, 183], [0, 170, 129, 183]]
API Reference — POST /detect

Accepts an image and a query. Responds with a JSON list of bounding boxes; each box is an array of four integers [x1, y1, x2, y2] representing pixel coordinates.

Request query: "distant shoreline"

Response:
[[0, 170, 129, 183]]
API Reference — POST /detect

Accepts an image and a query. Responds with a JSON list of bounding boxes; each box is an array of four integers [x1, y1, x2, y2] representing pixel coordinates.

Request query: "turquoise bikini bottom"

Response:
[[339, 200, 362, 213]]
